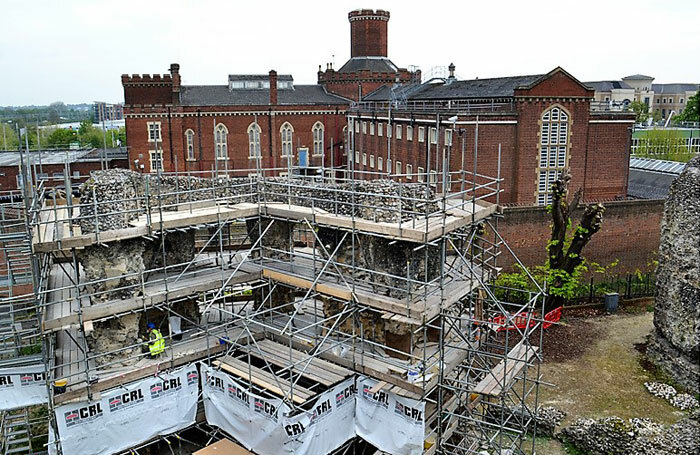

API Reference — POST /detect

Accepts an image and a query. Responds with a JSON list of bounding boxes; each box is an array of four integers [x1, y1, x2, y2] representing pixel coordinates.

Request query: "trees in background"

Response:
[[630, 100, 650, 124], [675, 93, 699, 123]]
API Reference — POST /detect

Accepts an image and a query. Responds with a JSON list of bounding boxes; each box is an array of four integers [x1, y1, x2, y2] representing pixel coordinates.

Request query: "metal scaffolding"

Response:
[[1, 123, 546, 455]]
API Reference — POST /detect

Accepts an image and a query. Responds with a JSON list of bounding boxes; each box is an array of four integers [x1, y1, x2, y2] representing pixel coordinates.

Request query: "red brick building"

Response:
[[317, 9, 420, 101], [122, 67, 349, 174], [350, 66, 636, 205]]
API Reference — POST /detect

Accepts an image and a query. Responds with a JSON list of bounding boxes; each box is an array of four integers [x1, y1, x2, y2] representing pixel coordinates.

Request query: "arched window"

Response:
[[248, 122, 261, 158], [537, 106, 571, 206], [312, 122, 324, 156], [185, 129, 195, 160], [215, 123, 228, 159], [280, 122, 294, 157]]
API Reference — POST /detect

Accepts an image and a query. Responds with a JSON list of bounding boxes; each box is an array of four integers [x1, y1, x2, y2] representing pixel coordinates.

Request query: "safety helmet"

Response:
[[147, 322, 155, 329]]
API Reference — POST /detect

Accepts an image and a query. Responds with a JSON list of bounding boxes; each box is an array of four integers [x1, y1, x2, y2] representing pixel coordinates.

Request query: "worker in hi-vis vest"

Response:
[[147, 322, 165, 357]]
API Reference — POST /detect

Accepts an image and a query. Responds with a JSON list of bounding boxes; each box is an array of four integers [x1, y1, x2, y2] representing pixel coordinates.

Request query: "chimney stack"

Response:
[[269, 70, 278, 105], [448, 63, 455, 79], [170, 63, 181, 105], [348, 9, 390, 58]]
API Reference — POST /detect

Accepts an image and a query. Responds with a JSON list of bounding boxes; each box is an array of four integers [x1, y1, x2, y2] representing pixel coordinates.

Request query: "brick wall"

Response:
[[496, 199, 664, 274]]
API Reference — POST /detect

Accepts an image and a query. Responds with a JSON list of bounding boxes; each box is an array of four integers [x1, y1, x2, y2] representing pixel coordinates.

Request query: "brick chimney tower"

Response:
[[170, 63, 181, 105], [269, 70, 278, 105], [348, 9, 390, 58]]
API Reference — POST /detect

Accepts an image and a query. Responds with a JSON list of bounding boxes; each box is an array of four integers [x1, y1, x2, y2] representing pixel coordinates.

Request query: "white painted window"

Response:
[[355, 121, 359, 133], [406, 163, 412, 179], [396, 161, 401, 175], [396, 125, 402, 140], [536, 106, 570, 206], [147, 122, 161, 142], [429, 127, 437, 144], [445, 129, 453, 146], [355, 150, 360, 164], [248, 123, 261, 158], [362, 122, 367, 134], [378, 123, 383, 137], [370, 122, 375, 135], [387, 124, 392, 138], [430, 170, 437, 184], [280, 122, 294, 157], [215, 123, 228, 159], [149, 150, 163, 171], [312, 122, 324, 156], [362, 153, 367, 166], [417, 167, 424, 182], [418, 127, 425, 142], [406, 126, 413, 141], [378, 156, 383, 171], [185, 129, 195, 160], [387, 159, 391, 173], [370, 154, 375, 168]]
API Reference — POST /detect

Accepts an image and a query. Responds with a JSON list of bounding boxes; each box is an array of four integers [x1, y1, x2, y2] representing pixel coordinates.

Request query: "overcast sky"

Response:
[[1, 0, 698, 106]]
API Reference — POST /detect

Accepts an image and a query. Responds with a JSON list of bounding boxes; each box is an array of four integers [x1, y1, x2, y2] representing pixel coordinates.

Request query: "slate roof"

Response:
[[651, 83, 699, 94], [337, 57, 399, 73], [585, 80, 633, 91], [179, 85, 349, 106], [627, 157, 686, 199], [228, 74, 293, 81], [409, 75, 543, 100]]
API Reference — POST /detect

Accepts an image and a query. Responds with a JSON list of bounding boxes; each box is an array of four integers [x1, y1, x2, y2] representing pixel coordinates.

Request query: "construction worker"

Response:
[[147, 322, 165, 358]]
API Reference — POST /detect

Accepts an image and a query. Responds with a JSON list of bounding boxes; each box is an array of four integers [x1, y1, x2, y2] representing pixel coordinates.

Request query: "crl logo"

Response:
[[20, 372, 45, 386], [285, 421, 306, 438], [64, 403, 103, 427], [109, 389, 145, 412], [335, 383, 357, 408], [254, 398, 278, 420], [150, 377, 182, 399], [394, 401, 423, 423], [362, 386, 389, 409]]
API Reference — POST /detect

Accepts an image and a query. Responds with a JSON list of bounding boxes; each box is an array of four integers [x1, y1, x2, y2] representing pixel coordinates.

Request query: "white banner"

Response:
[[356, 376, 425, 455], [0, 364, 48, 410], [203, 364, 424, 455], [54, 364, 199, 455]]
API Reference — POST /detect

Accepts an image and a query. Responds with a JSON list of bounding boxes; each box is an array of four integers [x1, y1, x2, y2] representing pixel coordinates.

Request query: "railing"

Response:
[[351, 99, 516, 115]]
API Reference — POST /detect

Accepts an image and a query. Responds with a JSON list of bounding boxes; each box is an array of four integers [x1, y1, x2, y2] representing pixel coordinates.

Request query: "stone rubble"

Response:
[[645, 381, 700, 411], [647, 156, 700, 394], [560, 416, 700, 455]]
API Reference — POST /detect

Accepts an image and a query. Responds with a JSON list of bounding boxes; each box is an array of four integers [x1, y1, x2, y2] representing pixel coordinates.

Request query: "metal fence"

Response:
[[571, 272, 656, 304]]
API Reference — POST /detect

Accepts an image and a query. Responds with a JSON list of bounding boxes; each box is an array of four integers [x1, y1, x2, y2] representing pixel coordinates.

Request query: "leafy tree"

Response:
[[46, 128, 78, 147], [629, 100, 650, 124], [545, 173, 604, 312], [674, 93, 699, 123]]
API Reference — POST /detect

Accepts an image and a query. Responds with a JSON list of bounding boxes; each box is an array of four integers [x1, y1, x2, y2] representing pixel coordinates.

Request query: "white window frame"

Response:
[[370, 122, 375, 135], [387, 124, 392, 138], [417, 167, 424, 182], [536, 105, 570, 206], [149, 150, 163, 171], [355, 150, 360, 164], [215, 123, 228, 160], [418, 127, 425, 142], [377, 156, 383, 171], [445, 129, 453, 146], [185, 129, 195, 160], [407, 125, 413, 141], [362, 122, 367, 134], [280, 122, 294, 157], [312, 122, 324, 156], [355, 121, 360, 133], [378, 123, 383, 137], [429, 127, 437, 144], [396, 125, 402, 140], [395, 161, 401, 175], [248, 122, 262, 158], [362, 153, 367, 166], [147, 122, 162, 142], [370, 154, 375, 168], [406, 163, 412, 179]]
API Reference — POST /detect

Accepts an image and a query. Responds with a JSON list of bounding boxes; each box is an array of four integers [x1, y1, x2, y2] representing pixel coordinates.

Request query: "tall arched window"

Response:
[[215, 123, 228, 159], [280, 122, 294, 157], [312, 122, 324, 156], [185, 129, 195, 160], [537, 106, 570, 206], [248, 122, 261, 158]]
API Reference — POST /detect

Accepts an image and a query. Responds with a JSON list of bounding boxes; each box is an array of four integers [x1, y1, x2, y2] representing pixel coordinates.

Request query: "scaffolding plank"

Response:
[[215, 355, 313, 404], [471, 341, 539, 397]]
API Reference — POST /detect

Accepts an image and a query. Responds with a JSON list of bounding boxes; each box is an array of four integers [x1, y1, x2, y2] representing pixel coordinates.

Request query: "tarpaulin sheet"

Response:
[[0, 364, 48, 410], [54, 364, 199, 455]]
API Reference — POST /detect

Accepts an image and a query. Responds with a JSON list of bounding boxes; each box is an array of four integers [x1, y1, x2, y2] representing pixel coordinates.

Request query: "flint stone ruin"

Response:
[[647, 156, 700, 394], [75, 169, 447, 364]]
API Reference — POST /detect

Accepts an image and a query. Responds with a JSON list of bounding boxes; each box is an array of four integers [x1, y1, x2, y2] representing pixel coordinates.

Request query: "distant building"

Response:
[[619, 75, 698, 120], [586, 80, 635, 111], [93, 102, 124, 123]]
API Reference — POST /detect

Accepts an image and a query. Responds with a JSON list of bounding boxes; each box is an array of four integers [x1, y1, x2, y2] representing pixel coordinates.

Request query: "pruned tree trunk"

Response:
[[545, 173, 604, 313]]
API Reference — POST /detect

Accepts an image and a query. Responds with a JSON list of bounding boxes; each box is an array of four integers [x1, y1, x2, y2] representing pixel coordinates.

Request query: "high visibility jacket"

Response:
[[149, 329, 165, 356]]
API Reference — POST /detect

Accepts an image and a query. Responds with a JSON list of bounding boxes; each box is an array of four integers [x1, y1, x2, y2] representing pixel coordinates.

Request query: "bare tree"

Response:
[[545, 173, 605, 312]]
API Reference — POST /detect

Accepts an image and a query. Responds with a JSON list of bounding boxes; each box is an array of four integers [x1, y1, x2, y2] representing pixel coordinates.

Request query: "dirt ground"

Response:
[[529, 306, 683, 454]]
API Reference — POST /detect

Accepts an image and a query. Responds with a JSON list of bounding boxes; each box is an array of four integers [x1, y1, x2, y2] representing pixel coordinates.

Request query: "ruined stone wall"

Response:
[[647, 156, 700, 394]]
